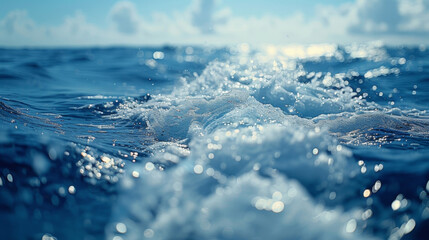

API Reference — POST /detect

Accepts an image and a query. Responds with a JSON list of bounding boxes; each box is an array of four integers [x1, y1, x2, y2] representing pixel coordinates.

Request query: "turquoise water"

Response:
[[0, 44, 429, 240]]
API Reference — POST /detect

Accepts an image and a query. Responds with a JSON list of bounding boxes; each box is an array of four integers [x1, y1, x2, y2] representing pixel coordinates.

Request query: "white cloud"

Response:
[[190, 0, 230, 34], [109, 1, 141, 34], [1, 10, 36, 35], [57, 12, 100, 38], [0, 10, 49, 46], [191, 0, 216, 34], [347, 0, 429, 35], [397, 0, 429, 32], [350, 0, 401, 33], [0, 10, 112, 46], [0, 0, 428, 47]]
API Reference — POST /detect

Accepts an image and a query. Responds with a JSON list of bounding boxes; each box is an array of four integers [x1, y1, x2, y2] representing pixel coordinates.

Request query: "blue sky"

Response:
[[0, 0, 352, 25], [0, 0, 428, 46]]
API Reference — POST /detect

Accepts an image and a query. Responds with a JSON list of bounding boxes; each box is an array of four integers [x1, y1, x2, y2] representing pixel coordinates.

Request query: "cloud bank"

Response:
[[0, 0, 428, 46]]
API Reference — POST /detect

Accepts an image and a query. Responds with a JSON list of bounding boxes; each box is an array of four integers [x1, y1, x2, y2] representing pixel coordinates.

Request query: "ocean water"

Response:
[[0, 43, 428, 240]]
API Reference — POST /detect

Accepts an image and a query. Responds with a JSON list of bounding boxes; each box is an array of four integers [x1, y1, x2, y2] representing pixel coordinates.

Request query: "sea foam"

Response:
[[106, 51, 384, 239]]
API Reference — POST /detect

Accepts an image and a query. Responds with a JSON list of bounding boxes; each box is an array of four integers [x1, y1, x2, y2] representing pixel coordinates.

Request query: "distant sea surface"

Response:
[[1, 44, 429, 240]]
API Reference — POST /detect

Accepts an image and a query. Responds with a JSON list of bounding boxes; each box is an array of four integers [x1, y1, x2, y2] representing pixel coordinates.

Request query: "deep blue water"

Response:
[[0, 44, 429, 240]]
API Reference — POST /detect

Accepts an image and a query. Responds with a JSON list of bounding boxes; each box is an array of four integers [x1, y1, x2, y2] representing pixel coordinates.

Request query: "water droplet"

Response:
[[403, 219, 416, 234], [145, 162, 155, 171], [391, 199, 401, 211], [271, 201, 284, 213], [153, 51, 164, 60], [194, 164, 203, 174], [346, 219, 357, 233], [312, 148, 319, 155], [7, 174, 13, 183], [68, 185, 76, 194], [398, 58, 406, 65], [363, 189, 371, 198], [116, 222, 127, 234], [144, 229, 154, 238], [42, 233, 57, 240]]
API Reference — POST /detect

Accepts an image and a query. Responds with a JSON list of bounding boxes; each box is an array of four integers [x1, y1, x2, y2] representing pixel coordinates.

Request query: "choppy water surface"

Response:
[[1, 43, 429, 240]]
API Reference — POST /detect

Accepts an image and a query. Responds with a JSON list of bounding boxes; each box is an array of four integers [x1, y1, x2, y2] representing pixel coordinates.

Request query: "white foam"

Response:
[[173, 60, 368, 118], [105, 49, 408, 239], [107, 92, 373, 238], [109, 167, 373, 240]]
